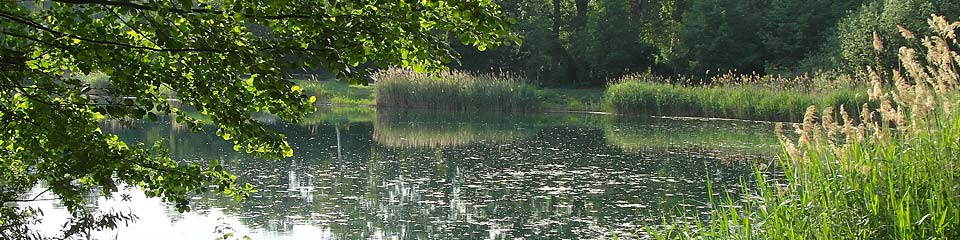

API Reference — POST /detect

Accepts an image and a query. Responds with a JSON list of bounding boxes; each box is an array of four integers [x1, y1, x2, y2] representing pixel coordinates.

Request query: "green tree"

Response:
[[835, 0, 958, 71], [671, 0, 766, 79], [761, 0, 865, 73], [0, 1, 512, 239], [576, 0, 658, 82]]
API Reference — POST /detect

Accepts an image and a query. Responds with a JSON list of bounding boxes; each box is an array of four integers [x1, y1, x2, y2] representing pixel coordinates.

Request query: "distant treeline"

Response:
[[449, 0, 960, 86]]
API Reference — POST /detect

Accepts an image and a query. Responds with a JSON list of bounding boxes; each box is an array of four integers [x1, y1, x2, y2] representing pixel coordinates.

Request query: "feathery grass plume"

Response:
[[858, 103, 873, 143], [860, 102, 873, 123], [899, 46, 937, 90], [873, 31, 885, 54], [798, 105, 818, 147], [820, 107, 837, 148], [897, 24, 915, 40], [892, 70, 914, 105], [924, 37, 960, 88], [876, 95, 895, 138], [774, 122, 784, 138], [928, 14, 959, 42], [839, 105, 855, 145], [782, 137, 802, 165], [868, 66, 884, 100]]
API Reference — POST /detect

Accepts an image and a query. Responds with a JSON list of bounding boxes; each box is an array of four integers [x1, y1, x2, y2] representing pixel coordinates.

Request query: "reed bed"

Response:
[[604, 81, 869, 122], [650, 15, 960, 239], [374, 68, 542, 112]]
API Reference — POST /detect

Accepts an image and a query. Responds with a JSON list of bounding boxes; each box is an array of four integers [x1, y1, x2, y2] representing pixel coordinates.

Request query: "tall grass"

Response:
[[650, 15, 960, 239], [604, 80, 869, 122], [374, 68, 542, 112]]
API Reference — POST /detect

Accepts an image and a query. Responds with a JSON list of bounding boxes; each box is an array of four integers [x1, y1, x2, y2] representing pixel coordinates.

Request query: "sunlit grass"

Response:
[[295, 80, 376, 106]]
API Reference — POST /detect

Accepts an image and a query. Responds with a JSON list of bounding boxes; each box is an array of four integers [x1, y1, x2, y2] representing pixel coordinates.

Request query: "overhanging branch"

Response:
[[52, 0, 315, 19]]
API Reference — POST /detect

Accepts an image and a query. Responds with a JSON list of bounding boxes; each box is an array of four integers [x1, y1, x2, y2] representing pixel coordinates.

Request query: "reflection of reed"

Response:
[[287, 160, 315, 203], [373, 122, 533, 148], [373, 110, 537, 148], [603, 119, 780, 163]]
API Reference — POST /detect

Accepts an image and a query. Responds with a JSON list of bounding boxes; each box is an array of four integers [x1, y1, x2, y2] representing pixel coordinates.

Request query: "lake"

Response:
[[22, 108, 780, 239]]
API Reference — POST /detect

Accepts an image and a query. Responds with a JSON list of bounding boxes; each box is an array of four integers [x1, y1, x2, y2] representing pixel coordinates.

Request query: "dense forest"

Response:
[[449, 0, 960, 86]]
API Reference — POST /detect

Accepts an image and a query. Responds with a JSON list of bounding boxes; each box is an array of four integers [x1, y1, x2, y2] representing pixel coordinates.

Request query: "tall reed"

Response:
[[374, 68, 542, 112], [604, 81, 868, 122], [650, 15, 960, 239]]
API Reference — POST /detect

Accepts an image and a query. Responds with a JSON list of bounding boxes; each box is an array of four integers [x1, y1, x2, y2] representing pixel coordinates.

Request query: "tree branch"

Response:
[[1, 10, 339, 55], [3, 188, 54, 203], [0, 30, 73, 52], [0, 10, 235, 53], [52, 0, 315, 19]]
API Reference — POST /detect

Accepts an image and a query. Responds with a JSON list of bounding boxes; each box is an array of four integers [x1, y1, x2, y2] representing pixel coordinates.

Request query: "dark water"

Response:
[[26, 108, 779, 239]]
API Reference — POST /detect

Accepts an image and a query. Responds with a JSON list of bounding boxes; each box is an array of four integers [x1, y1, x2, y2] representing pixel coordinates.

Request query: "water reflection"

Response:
[[28, 108, 777, 239], [373, 110, 541, 148]]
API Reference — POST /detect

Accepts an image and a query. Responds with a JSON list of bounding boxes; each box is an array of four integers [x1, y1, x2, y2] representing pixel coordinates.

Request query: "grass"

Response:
[[604, 80, 870, 122], [373, 68, 542, 112], [294, 80, 375, 106], [649, 15, 960, 239]]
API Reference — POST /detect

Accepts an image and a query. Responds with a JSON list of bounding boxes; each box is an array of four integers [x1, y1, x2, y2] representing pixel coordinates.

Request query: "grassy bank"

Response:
[[295, 80, 376, 106], [604, 79, 869, 122], [651, 16, 960, 239], [373, 68, 542, 112], [295, 70, 870, 122]]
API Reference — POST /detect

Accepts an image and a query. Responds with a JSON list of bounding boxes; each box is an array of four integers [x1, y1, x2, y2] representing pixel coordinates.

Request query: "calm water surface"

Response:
[[24, 109, 779, 239]]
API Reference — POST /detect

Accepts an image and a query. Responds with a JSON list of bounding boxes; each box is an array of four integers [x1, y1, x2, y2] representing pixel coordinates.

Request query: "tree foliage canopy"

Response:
[[452, 0, 959, 85], [0, 0, 512, 238]]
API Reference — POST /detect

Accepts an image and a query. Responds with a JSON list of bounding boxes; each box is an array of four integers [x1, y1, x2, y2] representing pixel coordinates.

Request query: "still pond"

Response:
[[23, 108, 780, 239]]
